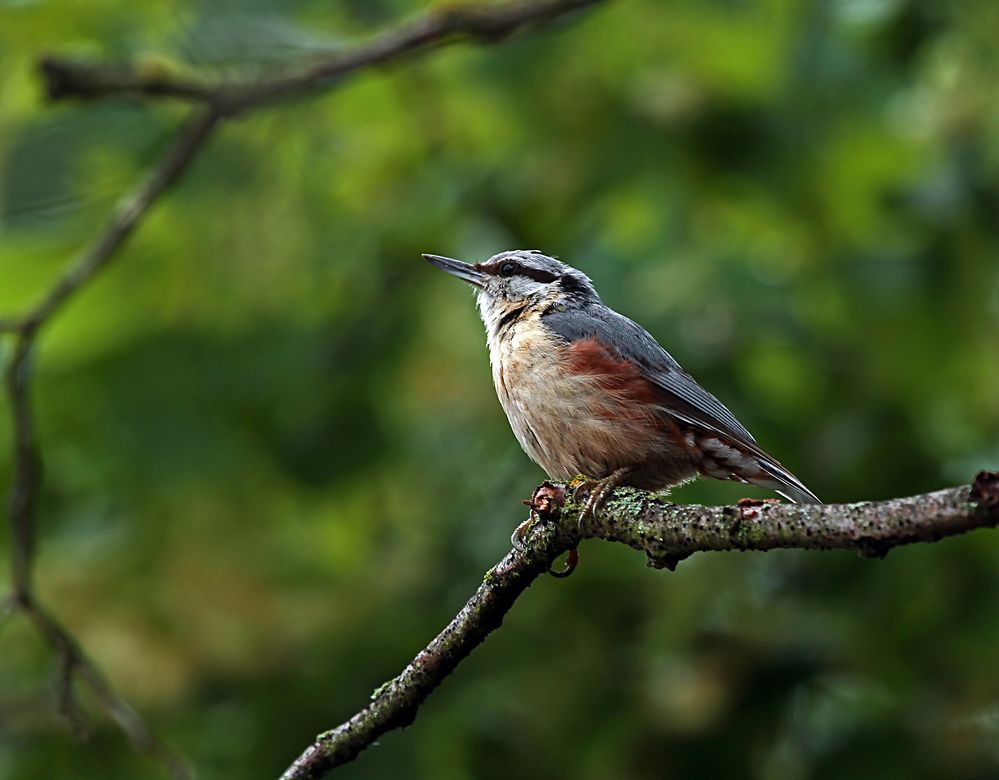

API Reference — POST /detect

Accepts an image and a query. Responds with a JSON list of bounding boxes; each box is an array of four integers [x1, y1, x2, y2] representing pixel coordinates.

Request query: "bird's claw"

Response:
[[513, 482, 580, 578], [547, 548, 579, 578], [510, 516, 536, 553], [573, 467, 631, 530]]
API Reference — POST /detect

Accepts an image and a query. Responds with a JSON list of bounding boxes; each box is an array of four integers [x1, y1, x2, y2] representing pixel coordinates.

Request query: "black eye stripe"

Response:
[[484, 260, 559, 283]]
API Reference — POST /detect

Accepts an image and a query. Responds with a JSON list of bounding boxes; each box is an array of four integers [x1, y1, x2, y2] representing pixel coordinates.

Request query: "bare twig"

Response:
[[39, 0, 605, 116], [279, 475, 999, 780], [2, 1, 609, 775]]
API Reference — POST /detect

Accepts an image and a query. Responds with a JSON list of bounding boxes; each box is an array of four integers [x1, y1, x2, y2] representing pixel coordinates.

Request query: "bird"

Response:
[[423, 249, 820, 528]]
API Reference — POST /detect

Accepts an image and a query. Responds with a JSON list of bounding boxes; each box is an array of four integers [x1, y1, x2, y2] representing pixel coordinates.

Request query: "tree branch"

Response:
[[278, 474, 999, 780], [590, 475, 999, 568], [39, 0, 605, 116]]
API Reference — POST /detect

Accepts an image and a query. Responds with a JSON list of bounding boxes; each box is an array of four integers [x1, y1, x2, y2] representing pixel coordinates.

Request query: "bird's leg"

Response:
[[574, 466, 631, 530], [548, 469, 630, 578]]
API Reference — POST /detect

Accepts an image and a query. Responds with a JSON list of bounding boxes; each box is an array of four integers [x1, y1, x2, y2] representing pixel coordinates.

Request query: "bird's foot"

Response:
[[572, 479, 601, 522], [573, 467, 631, 531], [510, 516, 536, 553]]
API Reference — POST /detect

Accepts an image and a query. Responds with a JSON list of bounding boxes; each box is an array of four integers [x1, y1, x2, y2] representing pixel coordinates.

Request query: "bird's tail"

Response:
[[749, 454, 821, 504]]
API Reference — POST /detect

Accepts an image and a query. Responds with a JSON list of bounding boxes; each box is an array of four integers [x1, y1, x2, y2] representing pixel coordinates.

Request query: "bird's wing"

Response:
[[542, 304, 821, 504], [542, 304, 757, 446]]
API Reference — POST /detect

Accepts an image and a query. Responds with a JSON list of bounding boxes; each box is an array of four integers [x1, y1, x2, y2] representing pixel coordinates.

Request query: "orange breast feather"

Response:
[[563, 336, 663, 416]]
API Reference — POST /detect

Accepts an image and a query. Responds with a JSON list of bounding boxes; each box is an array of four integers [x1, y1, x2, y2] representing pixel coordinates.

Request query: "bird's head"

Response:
[[423, 250, 599, 329]]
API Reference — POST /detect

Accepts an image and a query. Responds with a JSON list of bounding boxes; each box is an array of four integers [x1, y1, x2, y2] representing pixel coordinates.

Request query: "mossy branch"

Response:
[[279, 472, 999, 780]]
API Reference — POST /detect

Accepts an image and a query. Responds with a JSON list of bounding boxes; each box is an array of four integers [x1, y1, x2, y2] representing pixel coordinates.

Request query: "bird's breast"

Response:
[[485, 315, 680, 481]]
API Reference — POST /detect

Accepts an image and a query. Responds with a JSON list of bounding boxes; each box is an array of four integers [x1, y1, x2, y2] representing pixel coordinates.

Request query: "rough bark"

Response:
[[278, 473, 999, 780]]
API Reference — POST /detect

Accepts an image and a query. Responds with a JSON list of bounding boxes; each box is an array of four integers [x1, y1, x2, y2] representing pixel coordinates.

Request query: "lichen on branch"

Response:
[[279, 473, 999, 780]]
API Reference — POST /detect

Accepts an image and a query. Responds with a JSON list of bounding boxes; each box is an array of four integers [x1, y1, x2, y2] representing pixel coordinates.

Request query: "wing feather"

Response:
[[542, 304, 820, 504], [542, 305, 756, 446]]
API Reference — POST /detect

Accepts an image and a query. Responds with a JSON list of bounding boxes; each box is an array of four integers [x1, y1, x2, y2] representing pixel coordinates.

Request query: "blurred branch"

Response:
[[279, 474, 999, 780], [3, 0, 608, 775], [8, 110, 220, 338], [18, 593, 195, 778], [39, 0, 606, 116], [1, 108, 218, 780]]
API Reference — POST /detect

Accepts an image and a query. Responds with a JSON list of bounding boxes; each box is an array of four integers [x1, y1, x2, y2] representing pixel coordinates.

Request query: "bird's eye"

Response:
[[499, 262, 516, 277]]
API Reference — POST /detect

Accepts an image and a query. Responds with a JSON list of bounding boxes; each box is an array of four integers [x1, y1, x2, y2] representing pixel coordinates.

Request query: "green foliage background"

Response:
[[1, 1, 998, 778]]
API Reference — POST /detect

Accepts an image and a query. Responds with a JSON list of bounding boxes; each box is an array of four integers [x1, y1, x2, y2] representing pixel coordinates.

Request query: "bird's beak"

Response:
[[422, 254, 487, 288]]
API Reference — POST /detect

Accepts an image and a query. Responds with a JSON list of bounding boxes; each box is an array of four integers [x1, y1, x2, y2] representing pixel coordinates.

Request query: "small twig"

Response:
[[279, 475, 999, 780]]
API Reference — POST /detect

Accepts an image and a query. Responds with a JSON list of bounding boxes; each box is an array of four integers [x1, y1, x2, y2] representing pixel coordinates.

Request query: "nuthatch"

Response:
[[424, 250, 820, 533]]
